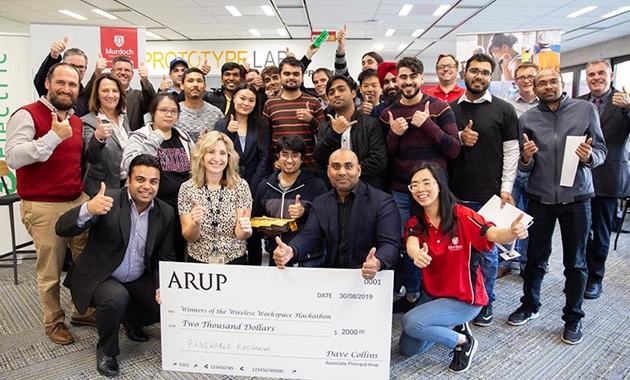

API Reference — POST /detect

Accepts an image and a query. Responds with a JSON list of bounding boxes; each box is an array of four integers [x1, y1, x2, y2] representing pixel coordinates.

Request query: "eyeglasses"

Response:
[[516, 75, 535, 82], [71, 64, 87, 71], [436, 64, 456, 71], [408, 180, 436, 192], [535, 79, 561, 88], [156, 108, 179, 115], [467, 68, 492, 77]]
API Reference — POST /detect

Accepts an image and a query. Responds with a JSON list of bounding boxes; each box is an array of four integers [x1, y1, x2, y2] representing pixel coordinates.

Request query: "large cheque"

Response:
[[159, 262, 393, 379]]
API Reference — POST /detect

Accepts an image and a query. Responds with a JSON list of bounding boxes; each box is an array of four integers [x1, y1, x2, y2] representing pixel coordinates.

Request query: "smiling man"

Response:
[[174, 68, 223, 141], [425, 53, 465, 103]]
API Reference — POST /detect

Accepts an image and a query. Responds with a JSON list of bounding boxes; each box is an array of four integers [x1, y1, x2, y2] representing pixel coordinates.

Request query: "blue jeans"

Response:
[[586, 196, 617, 284], [392, 190, 421, 299], [502, 171, 530, 270], [461, 201, 498, 304], [399, 293, 481, 355], [521, 200, 590, 322]]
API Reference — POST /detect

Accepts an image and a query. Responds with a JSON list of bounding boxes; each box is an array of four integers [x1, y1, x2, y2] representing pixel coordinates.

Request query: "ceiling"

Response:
[[1, 0, 629, 63]]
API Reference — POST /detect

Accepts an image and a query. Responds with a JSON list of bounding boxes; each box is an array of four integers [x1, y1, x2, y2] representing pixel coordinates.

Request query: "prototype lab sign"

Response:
[[159, 262, 393, 379]]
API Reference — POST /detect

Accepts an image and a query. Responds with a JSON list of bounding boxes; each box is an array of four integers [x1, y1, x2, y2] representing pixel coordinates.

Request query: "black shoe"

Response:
[[561, 320, 583, 345], [584, 282, 602, 299], [96, 347, 119, 377], [507, 306, 539, 326], [123, 323, 149, 342], [472, 304, 493, 327], [392, 297, 417, 313], [453, 322, 472, 337], [449, 335, 478, 373]]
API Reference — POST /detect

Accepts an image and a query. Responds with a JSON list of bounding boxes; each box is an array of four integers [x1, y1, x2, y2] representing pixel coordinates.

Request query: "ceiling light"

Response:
[[249, 29, 261, 37], [58, 10, 87, 21], [385, 29, 395, 37], [433, 5, 451, 16], [397, 44, 408, 50], [225, 6, 242, 17], [567, 6, 597, 18], [92, 9, 117, 19], [601, 6, 630, 19], [399, 4, 413, 16], [373, 44, 384, 50], [146, 31, 164, 39], [261, 5, 275, 16], [412, 29, 424, 37], [277, 28, 288, 37]]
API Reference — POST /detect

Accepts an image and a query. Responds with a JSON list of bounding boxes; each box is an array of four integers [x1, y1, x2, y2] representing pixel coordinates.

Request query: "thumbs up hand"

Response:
[[50, 36, 68, 59], [336, 24, 347, 54], [612, 86, 629, 110], [51, 112, 73, 141], [460, 119, 478, 147], [412, 241, 431, 268], [138, 62, 149, 82], [362, 247, 381, 279], [521, 133, 538, 164], [410, 101, 431, 128], [576, 137, 593, 163], [273, 236, 294, 268], [511, 213, 528, 239], [389, 111, 408, 136], [191, 199, 207, 226], [95, 53, 107, 75], [296, 102, 314, 123], [288, 194, 305, 219], [237, 208, 252, 238], [160, 74, 173, 92], [94, 117, 113, 141], [200, 58, 211, 75], [87, 182, 114, 215], [227, 114, 239, 133]]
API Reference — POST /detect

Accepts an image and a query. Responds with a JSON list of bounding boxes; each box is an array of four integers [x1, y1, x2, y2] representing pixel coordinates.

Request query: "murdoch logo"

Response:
[[114, 35, 125, 48]]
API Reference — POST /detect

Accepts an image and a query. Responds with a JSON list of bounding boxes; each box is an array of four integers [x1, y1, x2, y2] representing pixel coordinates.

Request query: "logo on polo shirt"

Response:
[[448, 236, 462, 250]]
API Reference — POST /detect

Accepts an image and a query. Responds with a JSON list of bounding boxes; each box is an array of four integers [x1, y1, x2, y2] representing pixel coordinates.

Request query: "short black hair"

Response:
[[397, 57, 424, 75], [362, 52, 384, 65], [148, 92, 180, 118], [129, 154, 162, 177], [357, 69, 378, 85], [325, 74, 356, 94], [182, 67, 205, 83], [221, 62, 241, 75], [278, 57, 304, 72], [276, 134, 306, 158], [466, 53, 496, 73]]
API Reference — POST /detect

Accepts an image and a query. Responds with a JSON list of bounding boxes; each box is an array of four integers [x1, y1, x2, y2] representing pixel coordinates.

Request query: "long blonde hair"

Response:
[[191, 131, 241, 189]]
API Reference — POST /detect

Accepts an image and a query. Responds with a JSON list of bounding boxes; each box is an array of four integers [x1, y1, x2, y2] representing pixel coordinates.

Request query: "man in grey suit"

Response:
[[579, 59, 630, 299]]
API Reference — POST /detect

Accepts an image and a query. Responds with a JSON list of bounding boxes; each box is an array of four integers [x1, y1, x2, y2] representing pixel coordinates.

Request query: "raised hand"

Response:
[[160, 74, 173, 92], [575, 137, 593, 163], [522, 133, 538, 164], [460, 119, 478, 147], [227, 114, 239, 133], [200, 58, 211, 75], [95, 53, 107, 76], [389, 111, 408, 136], [361, 247, 381, 279], [94, 118, 113, 141], [296, 102, 314, 123], [410, 101, 430, 128], [327, 114, 357, 135], [191, 199, 207, 226], [87, 182, 114, 215], [357, 101, 373, 115], [138, 62, 149, 82], [51, 112, 72, 141], [412, 242, 431, 268], [288, 194, 304, 219], [612, 86, 629, 110], [50, 36, 68, 59], [237, 209, 252, 235], [511, 213, 528, 239], [273, 236, 294, 268], [336, 24, 347, 54]]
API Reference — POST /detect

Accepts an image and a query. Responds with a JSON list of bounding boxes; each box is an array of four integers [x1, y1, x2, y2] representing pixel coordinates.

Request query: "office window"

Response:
[[613, 59, 630, 91], [561, 72, 574, 97]]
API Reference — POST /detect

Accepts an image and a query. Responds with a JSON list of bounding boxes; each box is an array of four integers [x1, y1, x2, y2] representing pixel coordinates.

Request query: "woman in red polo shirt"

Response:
[[399, 162, 527, 373]]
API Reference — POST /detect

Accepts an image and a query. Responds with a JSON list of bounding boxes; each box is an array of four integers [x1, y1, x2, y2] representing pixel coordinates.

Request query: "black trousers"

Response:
[[92, 273, 160, 356]]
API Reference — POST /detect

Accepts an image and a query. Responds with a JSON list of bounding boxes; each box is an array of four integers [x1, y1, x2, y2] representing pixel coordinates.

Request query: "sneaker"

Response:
[[449, 334, 478, 373], [561, 320, 583, 345], [453, 322, 472, 337], [392, 297, 417, 313], [472, 304, 493, 327], [507, 306, 539, 326]]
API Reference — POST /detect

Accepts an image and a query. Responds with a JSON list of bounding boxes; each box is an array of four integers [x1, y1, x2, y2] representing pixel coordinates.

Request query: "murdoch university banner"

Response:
[[0, 33, 34, 255]]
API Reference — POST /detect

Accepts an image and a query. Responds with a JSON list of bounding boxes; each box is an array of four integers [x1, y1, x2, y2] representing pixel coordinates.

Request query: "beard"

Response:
[[282, 81, 301, 91], [48, 92, 77, 111], [401, 85, 420, 100], [465, 78, 489, 95]]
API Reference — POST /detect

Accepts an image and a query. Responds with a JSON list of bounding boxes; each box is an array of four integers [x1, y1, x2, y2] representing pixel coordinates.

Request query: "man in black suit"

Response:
[[579, 59, 630, 299], [56, 154, 176, 377]]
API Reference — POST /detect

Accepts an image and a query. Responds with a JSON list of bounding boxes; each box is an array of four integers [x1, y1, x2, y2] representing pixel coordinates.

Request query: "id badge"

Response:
[[207, 256, 225, 265]]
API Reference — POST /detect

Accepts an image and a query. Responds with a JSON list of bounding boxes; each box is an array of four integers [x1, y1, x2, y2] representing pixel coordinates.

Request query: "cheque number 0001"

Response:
[[364, 278, 381, 285]]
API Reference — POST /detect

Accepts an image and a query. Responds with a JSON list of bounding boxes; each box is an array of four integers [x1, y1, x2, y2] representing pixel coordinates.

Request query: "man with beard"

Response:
[[33, 36, 89, 116], [174, 68, 223, 141], [578, 60, 630, 300], [6, 63, 95, 345], [449, 53, 519, 327], [425, 53, 465, 103], [263, 57, 324, 172], [508, 69, 606, 345], [204, 62, 244, 114], [377, 62, 399, 106], [379, 56, 460, 313], [87, 55, 157, 131], [314, 75, 387, 189]]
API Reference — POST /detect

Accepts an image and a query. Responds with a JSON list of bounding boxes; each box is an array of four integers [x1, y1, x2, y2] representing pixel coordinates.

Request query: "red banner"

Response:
[[100, 27, 139, 68]]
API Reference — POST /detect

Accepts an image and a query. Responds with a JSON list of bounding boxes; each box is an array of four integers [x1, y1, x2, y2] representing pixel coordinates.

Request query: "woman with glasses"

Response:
[[178, 131, 253, 265], [399, 162, 528, 373], [82, 73, 129, 196], [122, 92, 194, 262]]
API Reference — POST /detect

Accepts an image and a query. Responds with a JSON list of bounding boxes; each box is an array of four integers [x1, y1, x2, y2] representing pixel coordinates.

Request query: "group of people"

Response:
[[4, 26, 629, 377]]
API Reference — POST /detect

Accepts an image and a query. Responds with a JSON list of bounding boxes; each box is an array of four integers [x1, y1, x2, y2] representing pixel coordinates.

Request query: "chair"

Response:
[[0, 160, 35, 284], [614, 197, 629, 251]]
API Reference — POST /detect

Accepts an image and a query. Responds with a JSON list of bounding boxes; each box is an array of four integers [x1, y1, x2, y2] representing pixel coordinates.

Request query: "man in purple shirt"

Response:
[[56, 154, 176, 377]]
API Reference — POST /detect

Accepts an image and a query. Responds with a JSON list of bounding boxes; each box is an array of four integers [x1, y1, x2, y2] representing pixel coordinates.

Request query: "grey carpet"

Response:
[[1, 223, 629, 380]]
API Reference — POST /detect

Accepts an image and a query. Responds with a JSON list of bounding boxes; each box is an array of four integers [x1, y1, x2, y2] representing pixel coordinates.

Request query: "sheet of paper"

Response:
[[477, 195, 533, 229], [560, 135, 586, 187], [160, 262, 393, 379]]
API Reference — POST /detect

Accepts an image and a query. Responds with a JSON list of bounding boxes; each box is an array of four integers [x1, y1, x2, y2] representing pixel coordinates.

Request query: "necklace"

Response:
[[206, 185, 224, 233]]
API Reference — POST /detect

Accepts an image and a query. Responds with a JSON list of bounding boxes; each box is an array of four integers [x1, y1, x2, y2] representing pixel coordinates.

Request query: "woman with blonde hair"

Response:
[[178, 131, 253, 264]]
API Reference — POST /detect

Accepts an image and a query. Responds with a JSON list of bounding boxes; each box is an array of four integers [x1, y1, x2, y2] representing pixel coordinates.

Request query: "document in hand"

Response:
[[478, 195, 534, 260]]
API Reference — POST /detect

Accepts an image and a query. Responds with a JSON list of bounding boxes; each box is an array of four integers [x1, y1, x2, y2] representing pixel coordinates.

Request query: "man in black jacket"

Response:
[[314, 75, 387, 189], [56, 154, 176, 377]]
